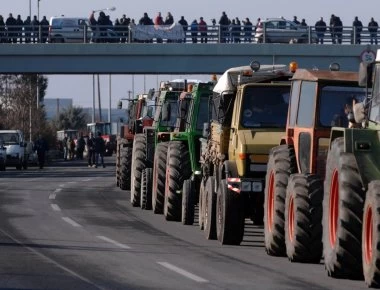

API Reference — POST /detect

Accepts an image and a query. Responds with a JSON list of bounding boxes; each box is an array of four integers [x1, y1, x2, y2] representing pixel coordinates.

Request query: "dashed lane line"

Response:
[[82, 178, 93, 182], [0, 229, 104, 289], [51, 204, 61, 211], [62, 217, 82, 228], [49, 193, 56, 200], [157, 262, 209, 283], [96, 236, 131, 249]]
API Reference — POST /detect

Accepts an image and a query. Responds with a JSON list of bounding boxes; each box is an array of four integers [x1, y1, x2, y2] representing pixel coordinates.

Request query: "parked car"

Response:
[[255, 18, 317, 44], [49, 17, 91, 43], [0, 130, 28, 170]]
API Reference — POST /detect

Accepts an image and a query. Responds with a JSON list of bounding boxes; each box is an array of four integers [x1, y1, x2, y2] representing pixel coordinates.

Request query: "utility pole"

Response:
[[97, 74, 102, 122], [37, 0, 40, 20], [108, 74, 111, 123], [92, 75, 95, 123], [29, 0, 31, 19]]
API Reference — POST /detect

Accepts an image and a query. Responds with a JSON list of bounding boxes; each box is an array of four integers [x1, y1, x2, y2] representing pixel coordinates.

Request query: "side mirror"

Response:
[[162, 103, 171, 121], [117, 100, 122, 109], [353, 102, 366, 123], [358, 62, 373, 87], [202, 122, 209, 138]]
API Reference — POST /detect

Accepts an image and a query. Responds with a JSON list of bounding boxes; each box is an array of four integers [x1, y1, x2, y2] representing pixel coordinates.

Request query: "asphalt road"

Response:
[[0, 157, 370, 290]]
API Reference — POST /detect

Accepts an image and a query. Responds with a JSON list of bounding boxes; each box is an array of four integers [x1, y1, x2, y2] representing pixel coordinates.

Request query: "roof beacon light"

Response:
[[289, 61, 298, 73], [250, 61, 261, 72], [329, 63, 340, 71]]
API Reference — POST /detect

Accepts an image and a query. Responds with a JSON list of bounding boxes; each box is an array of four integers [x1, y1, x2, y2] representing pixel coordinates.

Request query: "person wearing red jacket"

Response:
[[198, 17, 207, 43]]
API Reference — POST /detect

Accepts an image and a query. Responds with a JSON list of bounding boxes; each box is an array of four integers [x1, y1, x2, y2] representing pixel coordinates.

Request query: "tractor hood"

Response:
[[238, 130, 284, 154]]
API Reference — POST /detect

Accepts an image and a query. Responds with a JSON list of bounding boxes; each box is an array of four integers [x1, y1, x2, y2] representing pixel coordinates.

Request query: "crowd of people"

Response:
[[0, 11, 378, 44], [61, 132, 106, 168]]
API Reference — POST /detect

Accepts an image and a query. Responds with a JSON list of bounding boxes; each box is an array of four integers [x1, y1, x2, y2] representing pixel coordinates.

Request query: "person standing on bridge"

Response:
[[40, 16, 49, 43], [6, 13, 17, 43], [190, 19, 198, 43], [218, 12, 229, 43], [352, 16, 363, 44], [178, 16, 188, 43], [154, 12, 164, 43], [199, 17, 207, 43], [23, 16, 31, 43], [16, 15, 23, 43], [0, 16, 6, 43], [31, 15, 39, 43], [368, 17, 379, 45], [315, 17, 327, 44]]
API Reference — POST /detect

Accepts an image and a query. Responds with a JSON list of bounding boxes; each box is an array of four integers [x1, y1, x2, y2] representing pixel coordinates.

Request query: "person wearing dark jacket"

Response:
[[94, 131, 105, 168], [315, 17, 327, 44], [0, 15, 6, 43], [178, 16, 188, 43], [87, 132, 96, 167], [190, 19, 198, 43], [219, 11, 229, 43], [40, 16, 49, 43], [34, 134, 49, 169], [368, 17, 379, 45], [23, 16, 31, 43], [352, 16, 363, 44], [15, 15, 23, 43], [6, 13, 17, 43]]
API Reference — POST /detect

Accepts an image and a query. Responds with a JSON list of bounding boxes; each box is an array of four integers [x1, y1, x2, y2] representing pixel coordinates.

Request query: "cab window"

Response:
[[296, 81, 316, 128], [370, 64, 380, 122]]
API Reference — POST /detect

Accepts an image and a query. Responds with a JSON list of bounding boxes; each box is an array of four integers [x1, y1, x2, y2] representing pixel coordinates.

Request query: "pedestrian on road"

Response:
[[67, 136, 75, 160], [76, 133, 85, 160], [87, 132, 96, 167], [94, 131, 105, 168], [34, 134, 49, 169], [62, 133, 68, 161], [368, 17, 379, 45]]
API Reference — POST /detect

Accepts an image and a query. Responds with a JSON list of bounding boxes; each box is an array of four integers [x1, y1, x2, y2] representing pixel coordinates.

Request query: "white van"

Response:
[[0, 130, 28, 170], [49, 16, 91, 43]]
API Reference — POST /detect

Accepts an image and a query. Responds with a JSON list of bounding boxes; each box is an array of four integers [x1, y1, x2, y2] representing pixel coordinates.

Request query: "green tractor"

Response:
[[161, 82, 215, 222], [322, 57, 380, 286]]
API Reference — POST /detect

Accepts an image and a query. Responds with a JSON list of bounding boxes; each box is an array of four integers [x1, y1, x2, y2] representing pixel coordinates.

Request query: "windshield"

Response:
[[160, 99, 179, 128], [196, 95, 210, 130], [240, 86, 290, 128], [0, 133, 20, 145], [89, 123, 111, 135], [319, 86, 366, 127]]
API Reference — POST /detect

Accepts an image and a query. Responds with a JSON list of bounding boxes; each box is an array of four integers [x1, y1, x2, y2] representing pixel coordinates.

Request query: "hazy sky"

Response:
[[2, 0, 379, 107]]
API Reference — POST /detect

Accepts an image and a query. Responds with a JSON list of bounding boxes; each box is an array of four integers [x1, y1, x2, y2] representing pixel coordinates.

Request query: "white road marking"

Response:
[[157, 262, 209, 283], [68, 181, 77, 184], [59, 184, 65, 187], [51, 204, 61, 211], [82, 178, 93, 182], [96, 236, 131, 249], [49, 193, 56, 200], [54, 188, 62, 193], [62, 217, 82, 228], [0, 229, 104, 289]]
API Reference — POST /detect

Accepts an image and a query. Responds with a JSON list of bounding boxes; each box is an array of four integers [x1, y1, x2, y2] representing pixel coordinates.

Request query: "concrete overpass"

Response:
[[0, 43, 378, 74]]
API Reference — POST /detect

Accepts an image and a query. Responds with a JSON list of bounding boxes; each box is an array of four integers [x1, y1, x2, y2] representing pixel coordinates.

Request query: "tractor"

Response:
[[322, 56, 380, 287], [116, 92, 155, 191], [200, 62, 295, 245], [264, 64, 367, 266]]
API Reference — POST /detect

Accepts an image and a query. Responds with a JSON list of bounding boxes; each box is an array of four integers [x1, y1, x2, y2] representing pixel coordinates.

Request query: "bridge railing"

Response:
[[0, 25, 378, 45]]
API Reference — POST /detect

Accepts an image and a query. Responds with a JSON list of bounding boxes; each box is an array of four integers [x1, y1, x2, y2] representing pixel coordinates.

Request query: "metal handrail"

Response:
[[0, 24, 377, 45]]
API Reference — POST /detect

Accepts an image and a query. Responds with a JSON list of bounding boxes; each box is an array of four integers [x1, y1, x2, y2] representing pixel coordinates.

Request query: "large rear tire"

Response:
[[152, 142, 169, 214], [285, 173, 323, 263], [119, 146, 132, 190], [363, 181, 380, 287], [323, 137, 364, 279], [130, 134, 146, 207], [140, 168, 153, 210], [204, 176, 217, 240], [264, 145, 297, 256], [216, 179, 245, 245], [164, 141, 191, 221], [181, 179, 195, 225]]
